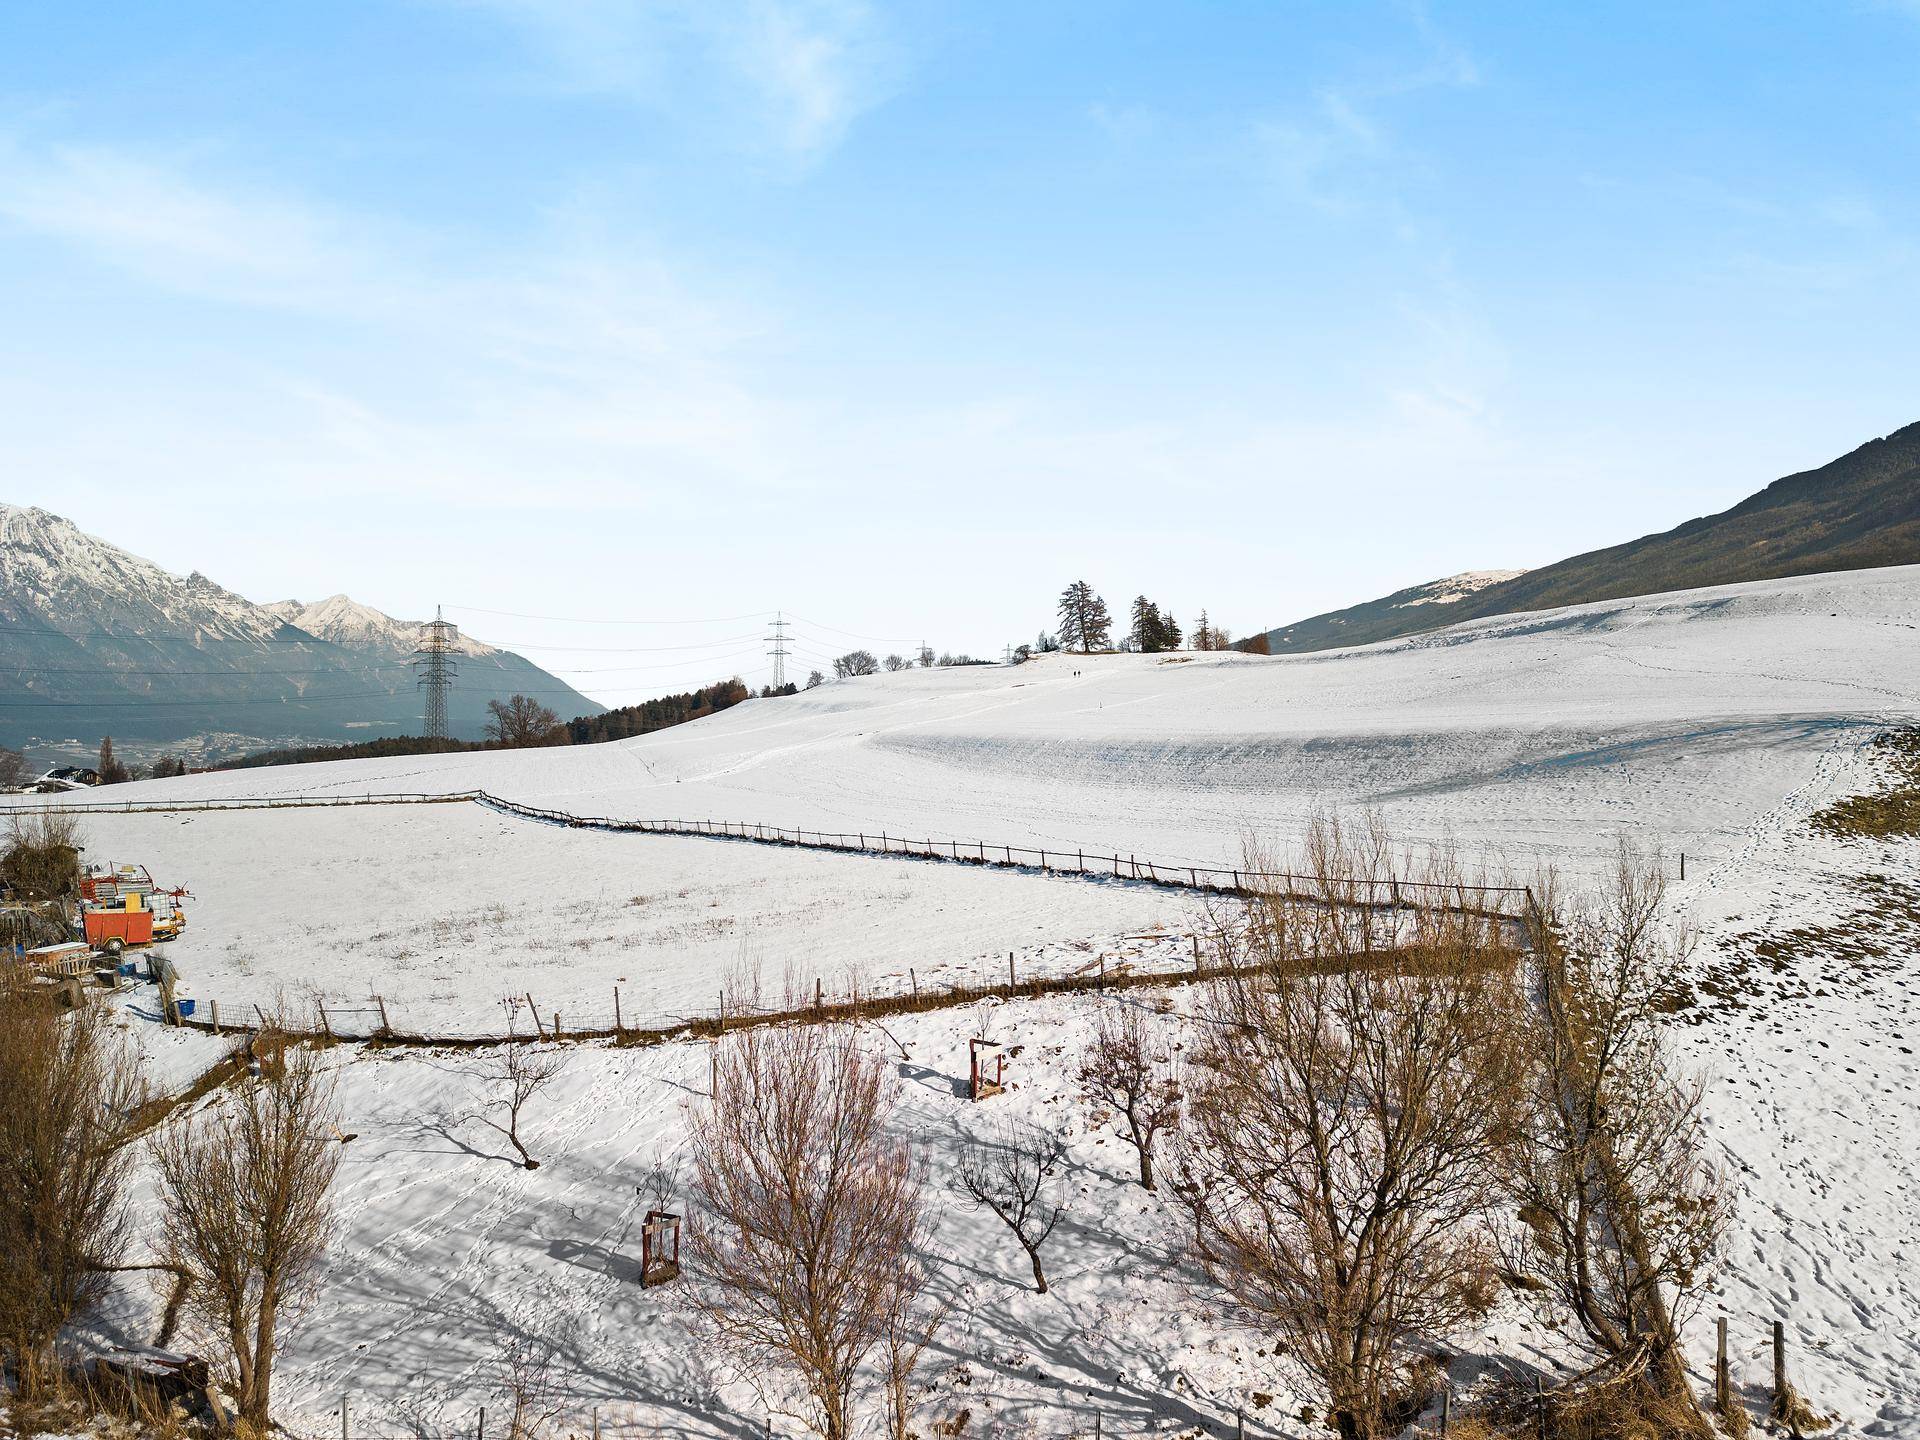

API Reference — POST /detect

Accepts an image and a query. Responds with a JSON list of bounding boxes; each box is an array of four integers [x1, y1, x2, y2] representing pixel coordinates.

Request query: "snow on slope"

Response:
[[41, 564, 1920, 1437], [85, 564, 1920, 887], [266, 593, 503, 657], [79, 805, 1205, 1036], [0, 503, 286, 640], [1390, 567, 1529, 607]]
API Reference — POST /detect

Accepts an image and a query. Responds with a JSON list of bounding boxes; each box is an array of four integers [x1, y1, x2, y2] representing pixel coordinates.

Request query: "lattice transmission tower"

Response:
[[414, 606, 459, 739], [766, 611, 791, 690]]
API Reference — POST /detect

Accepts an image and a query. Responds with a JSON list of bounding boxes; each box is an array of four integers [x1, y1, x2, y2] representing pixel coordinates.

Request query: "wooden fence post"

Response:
[[1773, 1320, 1787, 1414], [478, 1405, 484, 1438], [553, 1011, 561, 1040], [1440, 1385, 1451, 1436], [211, 999, 221, 1035], [1192, 935, 1201, 973], [527, 995, 545, 1039], [1008, 952, 1015, 996], [316, 999, 334, 1041], [815, 977, 824, 1015], [374, 995, 390, 1035], [1716, 1316, 1730, 1412], [613, 987, 622, 1035], [910, 968, 919, 1001]]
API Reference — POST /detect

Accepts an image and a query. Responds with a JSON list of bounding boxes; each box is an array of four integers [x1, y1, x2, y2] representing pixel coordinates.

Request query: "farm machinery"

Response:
[[78, 862, 192, 957]]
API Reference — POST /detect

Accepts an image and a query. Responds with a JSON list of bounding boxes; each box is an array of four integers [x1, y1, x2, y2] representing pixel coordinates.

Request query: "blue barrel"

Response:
[[176, 999, 197, 1018]]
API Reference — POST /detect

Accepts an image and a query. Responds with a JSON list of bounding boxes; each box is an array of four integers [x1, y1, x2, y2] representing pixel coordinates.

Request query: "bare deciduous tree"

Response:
[[0, 995, 144, 1394], [880, 1259, 947, 1440], [481, 1025, 568, 1170], [500, 1332, 563, 1440], [152, 1037, 340, 1431], [485, 694, 563, 748], [1176, 819, 1518, 1440], [1505, 848, 1730, 1428], [689, 1021, 930, 1440], [832, 650, 880, 679], [958, 1122, 1068, 1295], [1078, 1003, 1182, 1190], [882, 654, 908, 673], [0, 746, 27, 788]]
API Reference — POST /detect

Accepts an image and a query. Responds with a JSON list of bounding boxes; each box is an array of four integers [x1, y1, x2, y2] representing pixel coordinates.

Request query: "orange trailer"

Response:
[[83, 902, 156, 957]]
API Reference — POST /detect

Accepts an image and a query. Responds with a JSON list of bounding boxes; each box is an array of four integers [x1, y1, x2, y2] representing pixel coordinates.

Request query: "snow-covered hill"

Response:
[[97, 563, 1920, 883], [36, 564, 1920, 1438]]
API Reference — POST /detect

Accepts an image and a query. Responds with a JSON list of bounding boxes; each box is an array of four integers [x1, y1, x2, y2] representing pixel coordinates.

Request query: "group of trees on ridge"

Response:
[[57, 583, 1270, 782], [1049, 580, 1268, 656]]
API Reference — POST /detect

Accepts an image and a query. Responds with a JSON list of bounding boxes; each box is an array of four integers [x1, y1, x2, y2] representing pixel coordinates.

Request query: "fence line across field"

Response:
[[4, 787, 1534, 917], [472, 792, 1533, 918]]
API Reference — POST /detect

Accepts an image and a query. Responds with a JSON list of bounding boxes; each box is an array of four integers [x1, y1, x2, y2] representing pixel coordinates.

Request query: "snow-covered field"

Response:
[[62, 805, 1206, 1037], [31, 566, 1920, 1437]]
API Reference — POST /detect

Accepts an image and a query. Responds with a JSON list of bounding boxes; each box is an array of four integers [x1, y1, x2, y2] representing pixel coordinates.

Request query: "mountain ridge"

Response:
[[0, 505, 603, 757], [1260, 421, 1920, 653]]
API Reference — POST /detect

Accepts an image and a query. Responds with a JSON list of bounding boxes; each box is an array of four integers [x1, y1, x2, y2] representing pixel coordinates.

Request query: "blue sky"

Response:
[[2, 1, 1915, 699]]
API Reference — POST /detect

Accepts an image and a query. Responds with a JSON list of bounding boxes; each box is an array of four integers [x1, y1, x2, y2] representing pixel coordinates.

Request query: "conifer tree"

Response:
[[1129, 595, 1161, 653], [1057, 582, 1112, 654]]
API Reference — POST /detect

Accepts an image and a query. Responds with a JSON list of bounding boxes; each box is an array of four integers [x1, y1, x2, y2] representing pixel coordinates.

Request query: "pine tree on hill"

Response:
[[1057, 581, 1112, 654]]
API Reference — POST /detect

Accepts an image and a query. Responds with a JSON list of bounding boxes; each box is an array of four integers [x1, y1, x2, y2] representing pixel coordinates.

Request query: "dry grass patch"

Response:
[[1812, 728, 1920, 839]]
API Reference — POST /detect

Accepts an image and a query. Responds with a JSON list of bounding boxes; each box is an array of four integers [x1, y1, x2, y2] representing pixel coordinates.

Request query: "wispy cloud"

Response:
[[1250, 1, 1481, 214], [0, 136, 786, 508], [451, 0, 896, 162]]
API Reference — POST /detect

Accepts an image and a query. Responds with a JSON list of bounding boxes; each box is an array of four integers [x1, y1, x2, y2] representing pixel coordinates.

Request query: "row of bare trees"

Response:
[[0, 983, 342, 1436], [1173, 821, 1728, 1439], [681, 821, 1730, 1440]]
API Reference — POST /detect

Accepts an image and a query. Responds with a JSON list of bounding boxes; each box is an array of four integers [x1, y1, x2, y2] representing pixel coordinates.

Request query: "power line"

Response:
[[471, 633, 766, 653], [444, 604, 774, 625], [782, 612, 921, 644]]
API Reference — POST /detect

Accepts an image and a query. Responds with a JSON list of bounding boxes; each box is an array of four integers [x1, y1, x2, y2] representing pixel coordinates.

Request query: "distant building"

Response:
[[33, 766, 101, 792]]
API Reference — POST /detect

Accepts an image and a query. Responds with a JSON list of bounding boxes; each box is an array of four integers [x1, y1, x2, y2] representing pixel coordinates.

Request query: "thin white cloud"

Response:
[[1249, 3, 1481, 214], [450, 0, 895, 161]]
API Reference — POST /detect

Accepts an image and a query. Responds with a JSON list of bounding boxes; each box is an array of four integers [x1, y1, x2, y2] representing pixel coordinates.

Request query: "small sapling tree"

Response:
[[1078, 1002, 1182, 1190], [958, 1122, 1068, 1294], [482, 1015, 568, 1170]]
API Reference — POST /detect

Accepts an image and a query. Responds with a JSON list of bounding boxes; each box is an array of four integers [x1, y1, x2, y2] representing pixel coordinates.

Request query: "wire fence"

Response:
[[5, 787, 1536, 917]]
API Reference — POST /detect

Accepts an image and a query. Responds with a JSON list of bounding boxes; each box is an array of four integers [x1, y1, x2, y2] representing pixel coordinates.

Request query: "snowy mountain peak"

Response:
[[271, 594, 498, 656], [0, 502, 288, 641]]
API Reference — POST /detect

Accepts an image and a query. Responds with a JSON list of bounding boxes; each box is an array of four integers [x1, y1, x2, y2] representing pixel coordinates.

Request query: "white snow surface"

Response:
[[35, 565, 1920, 1436], [74, 805, 1206, 1038], [265, 593, 504, 657], [1391, 568, 1529, 607]]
